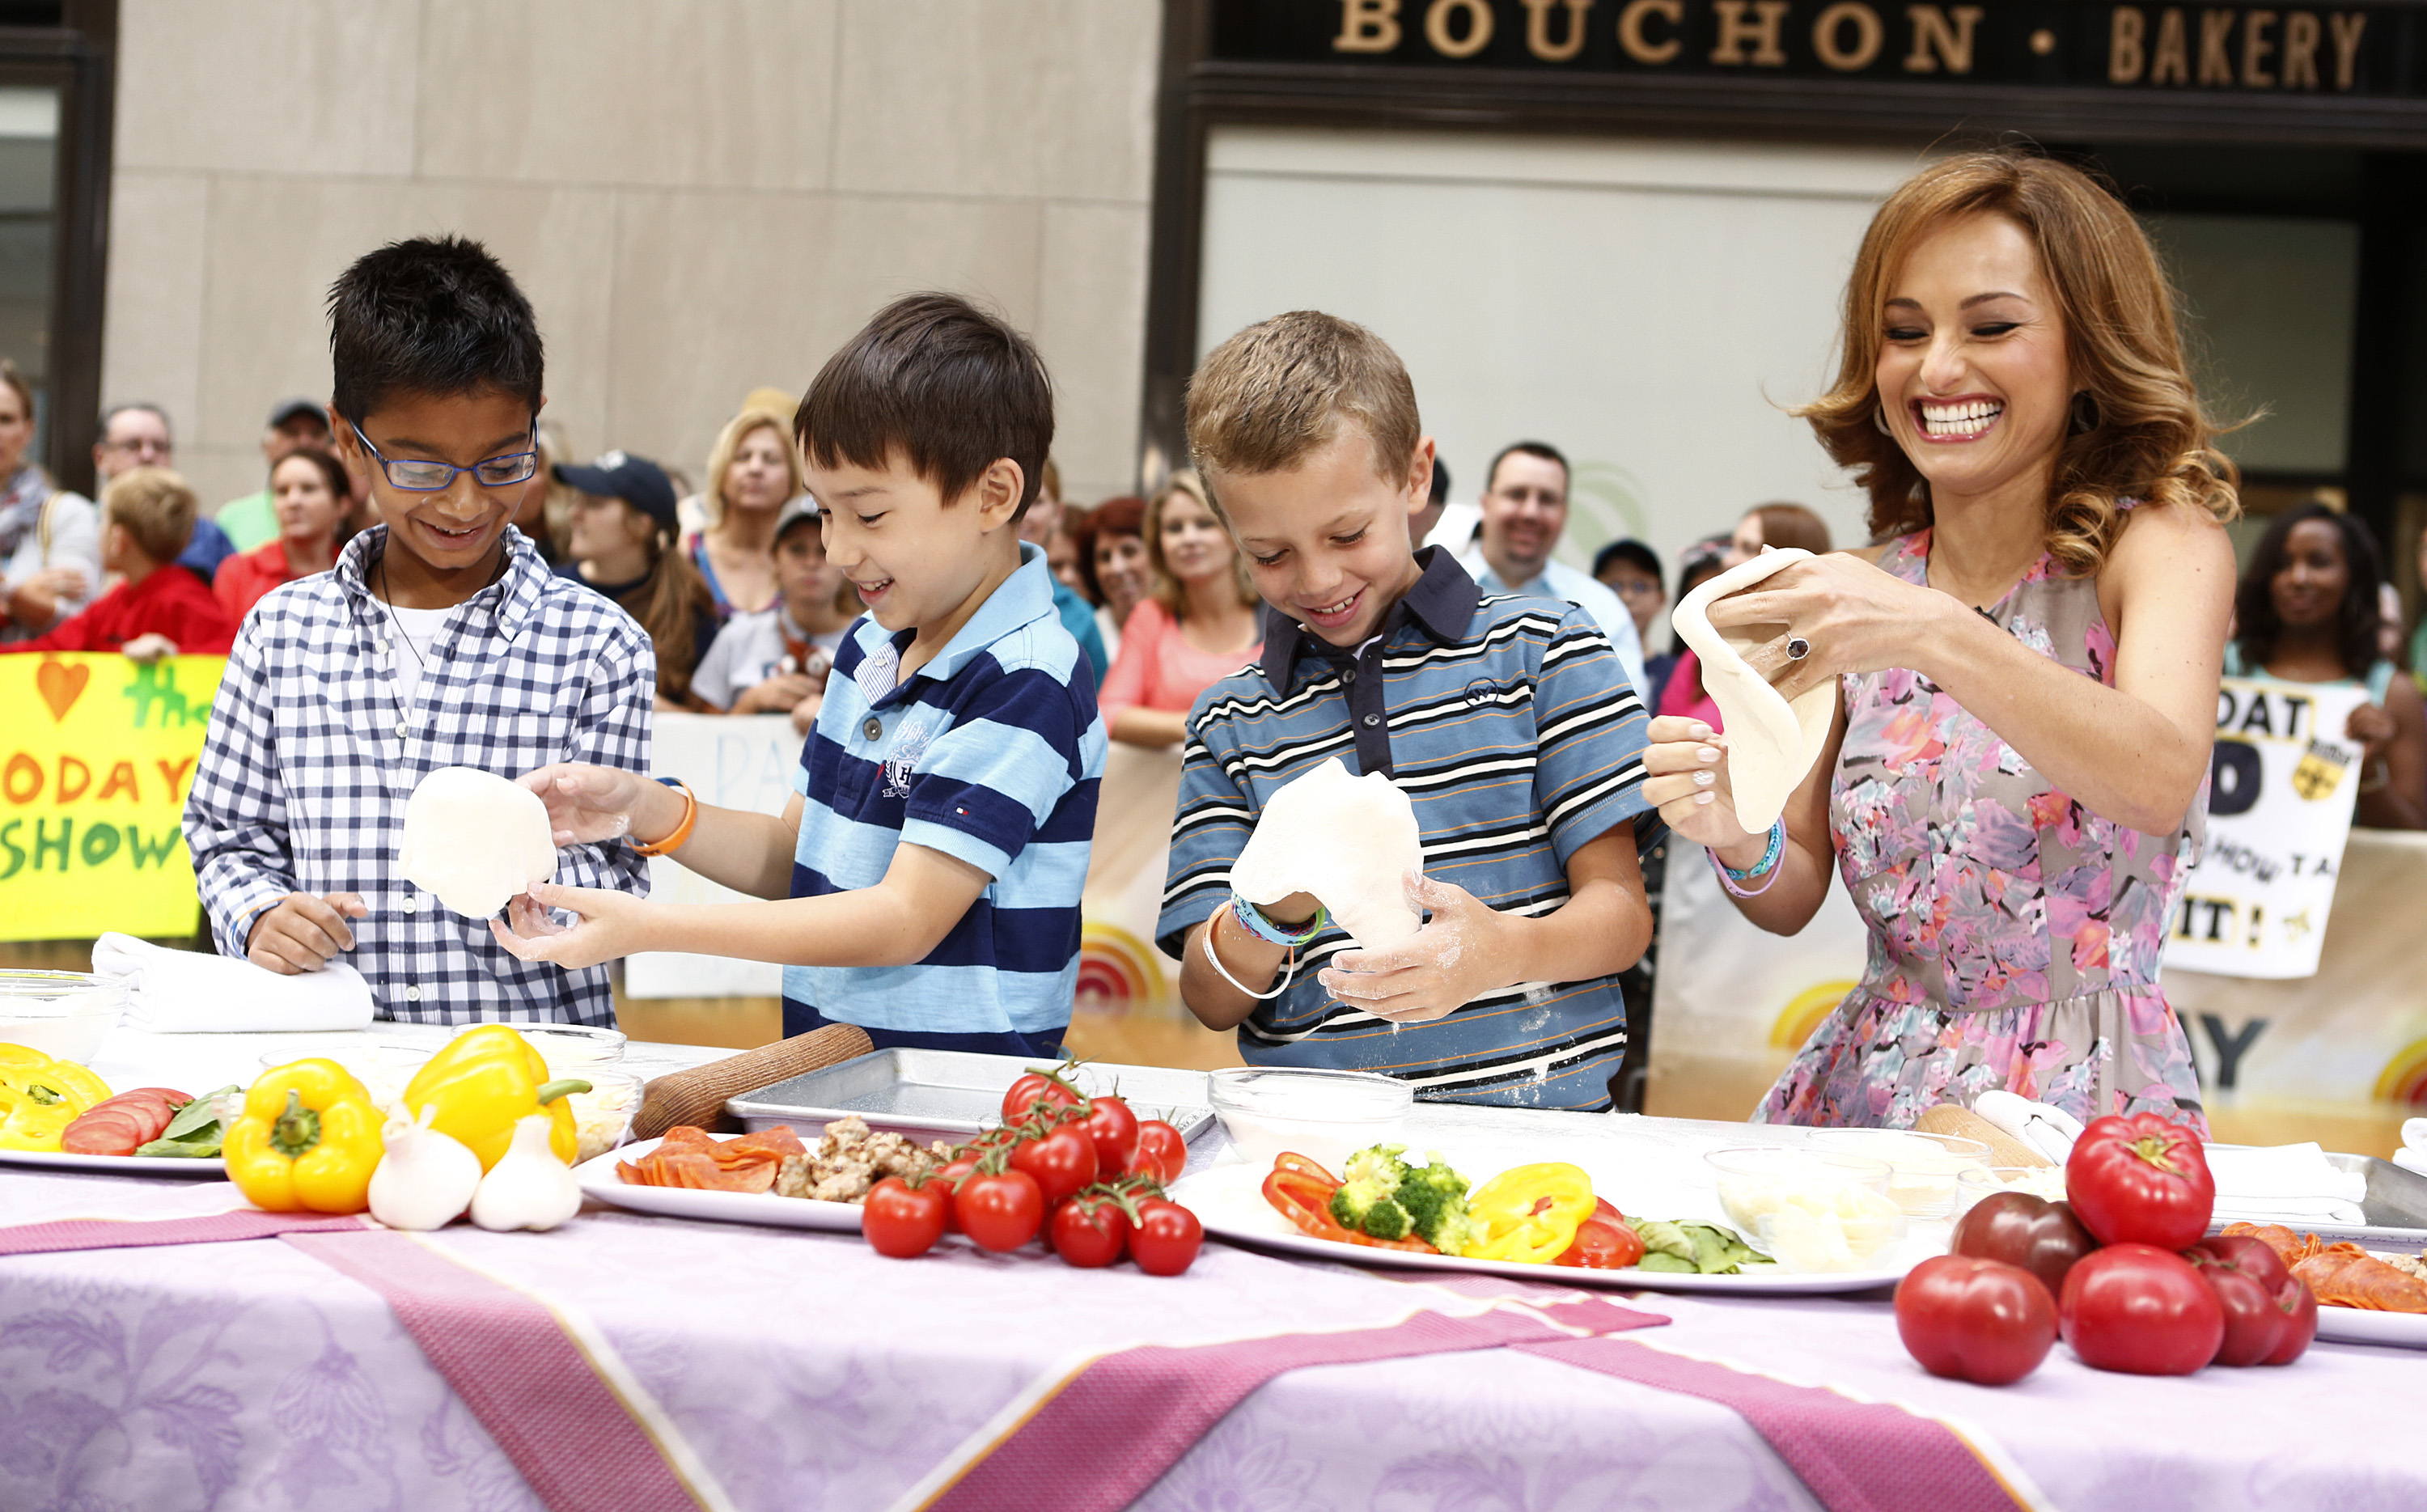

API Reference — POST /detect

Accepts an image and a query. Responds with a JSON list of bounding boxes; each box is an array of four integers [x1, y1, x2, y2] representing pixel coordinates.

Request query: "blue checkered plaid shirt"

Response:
[[184, 525, 654, 1024]]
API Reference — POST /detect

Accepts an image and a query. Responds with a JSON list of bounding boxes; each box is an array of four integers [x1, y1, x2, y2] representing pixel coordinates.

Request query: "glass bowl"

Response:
[[1804, 1128, 1995, 1218], [0, 970, 127, 1064], [1756, 1191, 1908, 1273], [1954, 1163, 2069, 1213], [565, 1069, 643, 1163], [1704, 1145, 1895, 1238], [1208, 1065, 1413, 1175], [450, 1021, 627, 1071]]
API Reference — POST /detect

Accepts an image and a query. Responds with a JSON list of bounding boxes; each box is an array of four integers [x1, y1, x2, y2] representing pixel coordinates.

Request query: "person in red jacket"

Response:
[[213, 445, 351, 623], [6, 467, 235, 657]]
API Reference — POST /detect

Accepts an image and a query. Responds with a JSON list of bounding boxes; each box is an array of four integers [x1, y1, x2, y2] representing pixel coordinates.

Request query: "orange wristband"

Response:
[[631, 780, 698, 858]]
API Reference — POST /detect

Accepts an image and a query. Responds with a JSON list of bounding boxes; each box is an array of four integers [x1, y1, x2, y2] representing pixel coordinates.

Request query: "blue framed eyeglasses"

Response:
[[349, 420, 540, 492]]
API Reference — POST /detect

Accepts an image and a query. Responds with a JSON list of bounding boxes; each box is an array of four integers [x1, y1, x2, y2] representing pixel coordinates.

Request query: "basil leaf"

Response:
[[160, 1085, 240, 1141], [135, 1129, 225, 1158]]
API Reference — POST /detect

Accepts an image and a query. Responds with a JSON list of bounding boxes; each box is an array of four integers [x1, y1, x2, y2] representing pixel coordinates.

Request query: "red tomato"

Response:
[[1894, 1255, 2058, 1386], [1002, 1069, 1083, 1124], [862, 1177, 951, 1259], [1553, 1198, 1646, 1269], [1078, 1095, 1141, 1172], [2188, 1235, 2317, 1367], [1950, 1191, 2098, 1302], [1050, 1195, 1132, 1268], [1125, 1120, 1187, 1185], [1009, 1124, 1099, 1208], [955, 1169, 1044, 1252], [1129, 1196, 1203, 1276], [934, 1156, 979, 1233], [2058, 1243, 2223, 1375], [2064, 1112, 2215, 1250]]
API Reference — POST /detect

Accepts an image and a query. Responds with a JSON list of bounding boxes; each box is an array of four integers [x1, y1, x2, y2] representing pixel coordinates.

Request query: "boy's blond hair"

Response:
[[101, 466, 197, 563], [1184, 311, 1419, 506]]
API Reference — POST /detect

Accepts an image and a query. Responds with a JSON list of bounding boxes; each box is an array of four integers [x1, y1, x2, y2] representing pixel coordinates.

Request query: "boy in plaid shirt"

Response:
[[184, 236, 652, 1024]]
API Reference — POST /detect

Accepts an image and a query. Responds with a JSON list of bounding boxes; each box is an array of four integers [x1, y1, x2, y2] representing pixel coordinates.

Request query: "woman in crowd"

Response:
[[1643, 150, 2237, 1133], [558, 451, 721, 711], [1075, 493, 1152, 661], [212, 446, 352, 621], [0, 359, 97, 641], [1722, 501, 1832, 566], [1658, 515, 1828, 732], [2227, 503, 2425, 830], [688, 403, 803, 619], [1100, 471, 1263, 748]]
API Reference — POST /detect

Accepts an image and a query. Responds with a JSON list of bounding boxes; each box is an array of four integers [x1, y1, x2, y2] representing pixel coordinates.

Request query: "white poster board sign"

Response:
[[625, 712, 800, 999], [2165, 678, 2370, 980]]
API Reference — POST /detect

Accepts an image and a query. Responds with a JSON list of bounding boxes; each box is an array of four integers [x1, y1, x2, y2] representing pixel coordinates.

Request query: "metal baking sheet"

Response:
[[726, 1049, 1215, 1145]]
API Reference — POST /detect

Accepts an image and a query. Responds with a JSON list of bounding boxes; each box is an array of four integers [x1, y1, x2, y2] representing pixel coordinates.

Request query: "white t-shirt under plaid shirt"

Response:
[[184, 525, 654, 1025]]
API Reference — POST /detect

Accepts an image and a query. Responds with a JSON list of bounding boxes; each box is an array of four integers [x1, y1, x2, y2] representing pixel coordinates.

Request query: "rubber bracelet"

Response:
[[632, 778, 698, 858], [1228, 892, 1328, 947], [1200, 900, 1301, 1001], [1711, 820, 1786, 900]]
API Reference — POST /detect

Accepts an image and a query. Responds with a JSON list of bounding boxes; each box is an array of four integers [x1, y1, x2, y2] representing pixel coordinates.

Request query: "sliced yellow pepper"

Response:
[[1462, 1162, 1597, 1264], [401, 1025, 587, 1172], [0, 1053, 112, 1151], [224, 1059, 384, 1213]]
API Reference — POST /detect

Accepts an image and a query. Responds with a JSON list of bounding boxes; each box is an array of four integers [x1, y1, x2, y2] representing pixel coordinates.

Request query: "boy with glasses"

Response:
[[184, 236, 653, 1026]]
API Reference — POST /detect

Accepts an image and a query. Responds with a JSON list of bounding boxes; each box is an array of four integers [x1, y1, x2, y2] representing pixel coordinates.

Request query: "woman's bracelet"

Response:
[[1199, 900, 1306, 1001], [1710, 820, 1787, 900], [632, 777, 698, 858]]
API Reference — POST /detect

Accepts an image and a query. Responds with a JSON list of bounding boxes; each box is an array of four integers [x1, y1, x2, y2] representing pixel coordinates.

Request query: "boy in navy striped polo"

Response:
[[1161, 311, 1654, 1109], [497, 294, 1103, 1056]]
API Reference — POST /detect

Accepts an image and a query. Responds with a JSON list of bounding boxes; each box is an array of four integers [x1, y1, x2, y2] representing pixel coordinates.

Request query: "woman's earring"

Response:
[[1874, 405, 1895, 437], [2069, 391, 2102, 435]]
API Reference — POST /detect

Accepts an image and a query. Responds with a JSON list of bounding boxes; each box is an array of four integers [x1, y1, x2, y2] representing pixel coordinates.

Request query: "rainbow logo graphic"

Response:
[[2372, 1038, 2427, 1106], [1770, 980, 1857, 1050], [1075, 919, 1168, 1017]]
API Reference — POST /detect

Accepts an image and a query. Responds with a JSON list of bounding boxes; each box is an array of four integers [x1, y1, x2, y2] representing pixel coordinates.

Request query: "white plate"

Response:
[[1170, 1163, 1917, 1295], [0, 1146, 227, 1178], [573, 1134, 863, 1233], [2313, 1305, 2427, 1349]]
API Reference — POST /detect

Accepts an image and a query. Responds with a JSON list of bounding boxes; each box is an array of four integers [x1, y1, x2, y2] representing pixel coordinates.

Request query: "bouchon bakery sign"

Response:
[[1222, 1, 2410, 95]]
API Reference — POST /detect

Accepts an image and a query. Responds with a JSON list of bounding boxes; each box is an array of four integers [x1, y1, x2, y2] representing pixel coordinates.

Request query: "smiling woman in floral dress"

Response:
[[1640, 150, 2239, 1133]]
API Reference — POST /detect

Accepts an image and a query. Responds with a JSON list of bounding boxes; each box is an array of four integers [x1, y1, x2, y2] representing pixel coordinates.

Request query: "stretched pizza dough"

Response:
[[398, 766, 558, 919], [1231, 757, 1425, 949], [1670, 548, 1835, 832]]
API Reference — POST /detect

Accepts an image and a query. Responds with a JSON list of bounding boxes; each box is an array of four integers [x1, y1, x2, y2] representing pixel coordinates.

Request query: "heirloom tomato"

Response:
[[1950, 1191, 2096, 1302], [2065, 1113, 2214, 1250], [1894, 1255, 2058, 1386], [2057, 1243, 2222, 1376], [2187, 1235, 2317, 1367]]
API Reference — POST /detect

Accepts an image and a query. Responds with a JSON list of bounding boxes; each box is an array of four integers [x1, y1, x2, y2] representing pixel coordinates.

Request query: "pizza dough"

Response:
[[398, 766, 558, 919], [1231, 757, 1425, 949], [1669, 547, 1835, 832]]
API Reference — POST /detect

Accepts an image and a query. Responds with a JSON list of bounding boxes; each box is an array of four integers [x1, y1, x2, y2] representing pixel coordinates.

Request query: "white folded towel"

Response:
[[91, 932, 373, 1033], [2404, 1117, 2426, 1152], [2395, 1148, 2427, 1179], [2202, 1142, 2370, 1229]]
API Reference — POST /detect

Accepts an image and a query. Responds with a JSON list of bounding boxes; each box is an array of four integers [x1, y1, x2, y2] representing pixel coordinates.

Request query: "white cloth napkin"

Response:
[[2204, 1142, 2369, 1227], [2397, 1120, 2427, 1179], [91, 933, 374, 1033]]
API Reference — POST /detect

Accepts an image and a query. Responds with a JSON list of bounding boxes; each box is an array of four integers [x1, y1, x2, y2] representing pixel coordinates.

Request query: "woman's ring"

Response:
[[1785, 636, 1811, 662]]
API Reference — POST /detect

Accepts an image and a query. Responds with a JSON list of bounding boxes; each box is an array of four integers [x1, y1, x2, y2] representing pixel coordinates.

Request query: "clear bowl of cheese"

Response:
[[1803, 1128, 1994, 1218], [1705, 1146, 1906, 1273]]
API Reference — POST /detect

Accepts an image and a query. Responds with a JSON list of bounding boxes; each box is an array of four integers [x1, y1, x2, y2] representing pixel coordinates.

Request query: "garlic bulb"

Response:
[[469, 1112, 584, 1232], [366, 1104, 483, 1232]]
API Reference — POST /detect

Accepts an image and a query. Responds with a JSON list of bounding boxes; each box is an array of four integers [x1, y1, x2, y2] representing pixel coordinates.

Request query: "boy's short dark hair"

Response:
[[327, 235, 544, 426], [795, 292, 1053, 519], [1595, 538, 1662, 582], [1429, 456, 1451, 506]]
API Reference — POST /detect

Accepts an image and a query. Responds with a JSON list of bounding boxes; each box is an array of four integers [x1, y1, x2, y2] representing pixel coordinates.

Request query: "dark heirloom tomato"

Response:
[[1950, 1191, 2097, 1302], [1894, 1256, 2058, 1386], [2058, 1243, 2223, 1376], [2188, 1235, 2318, 1367], [2065, 1113, 2215, 1251]]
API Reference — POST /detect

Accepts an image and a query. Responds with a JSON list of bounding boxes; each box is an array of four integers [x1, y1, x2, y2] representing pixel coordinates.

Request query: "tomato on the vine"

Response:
[[956, 1166, 1044, 1252], [1130, 1196, 1203, 1276], [1002, 1068, 1084, 1124], [862, 1176, 951, 1259], [1126, 1120, 1187, 1185], [933, 1155, 979, 1232], [1895, 1254, 2058, 1386], [1050, 1194, 1132, 1268], [1078, 1095, 1141, 1171], [1010, 1123, 1099, 1208]]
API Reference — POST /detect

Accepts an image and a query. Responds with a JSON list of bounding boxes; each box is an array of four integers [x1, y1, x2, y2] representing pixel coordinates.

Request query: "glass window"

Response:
[[0, 85, 55, 456]]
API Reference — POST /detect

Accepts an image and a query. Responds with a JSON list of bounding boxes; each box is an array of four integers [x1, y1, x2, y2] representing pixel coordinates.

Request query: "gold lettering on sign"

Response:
[[2152, 7, 2190, 82], [2198, 9, 2234, 83], [2283, 10, 2320, 87], [1904, 5, 1983, 73], [1711, 0, 1790, 64], [2111, 6, 2146, 82], [2330, 11, 2365, 89], [1425, 0, 1494, 56], [1618, 0, 1685, 61], [1335, 0, 1403, 52], [1814, 2, 1884, 69], [1521, 0, 1594, 61], [2243, 10, 2277, 84]]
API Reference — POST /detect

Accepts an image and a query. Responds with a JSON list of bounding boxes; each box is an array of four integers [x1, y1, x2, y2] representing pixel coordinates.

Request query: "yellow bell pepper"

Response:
[[0, 1052, 112, 1151], [224, 1059, 384, 1213], [1462, 1163, 1597, 1264], [400, 1025, 587, 1172]]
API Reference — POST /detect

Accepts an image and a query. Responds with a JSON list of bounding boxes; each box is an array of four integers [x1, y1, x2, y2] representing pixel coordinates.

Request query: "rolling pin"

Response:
[[1915, 1103, 2052, 1169]]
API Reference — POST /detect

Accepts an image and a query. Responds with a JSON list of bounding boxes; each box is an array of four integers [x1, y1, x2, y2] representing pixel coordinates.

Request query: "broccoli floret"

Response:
[[1330, 1146, 1415, 1239], [1396, 1152, 1480, 1253]]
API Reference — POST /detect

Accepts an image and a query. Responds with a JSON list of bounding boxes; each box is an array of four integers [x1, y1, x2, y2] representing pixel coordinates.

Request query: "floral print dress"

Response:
[[1755, 529, 2209, 1134]]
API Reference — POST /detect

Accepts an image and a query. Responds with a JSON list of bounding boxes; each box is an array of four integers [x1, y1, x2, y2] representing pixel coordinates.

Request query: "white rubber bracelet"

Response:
[[1200, 901, 1300, 1002]]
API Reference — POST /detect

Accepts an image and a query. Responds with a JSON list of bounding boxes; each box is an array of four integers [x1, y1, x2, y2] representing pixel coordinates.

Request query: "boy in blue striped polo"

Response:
[[496, 294, 1103, 1056], [1160, 311, 1654, 1109]]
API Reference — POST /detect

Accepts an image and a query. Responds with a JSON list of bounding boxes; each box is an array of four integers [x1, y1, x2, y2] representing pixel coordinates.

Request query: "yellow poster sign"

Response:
[[1, 652, 224, 941]]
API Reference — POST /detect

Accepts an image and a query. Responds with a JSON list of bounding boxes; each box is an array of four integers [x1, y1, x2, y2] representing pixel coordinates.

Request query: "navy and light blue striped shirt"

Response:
[[1158, 548, 1650, 1109], [786, 544, 1105, 1036]]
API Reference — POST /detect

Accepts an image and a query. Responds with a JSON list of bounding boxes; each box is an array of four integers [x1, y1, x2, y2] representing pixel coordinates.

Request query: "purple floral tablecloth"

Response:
[[2, 1167, 2421, 1512]]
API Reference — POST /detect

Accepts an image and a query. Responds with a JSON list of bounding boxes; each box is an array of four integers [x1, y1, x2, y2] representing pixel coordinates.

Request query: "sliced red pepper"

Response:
[[1260, 1158, 1439, 1254]]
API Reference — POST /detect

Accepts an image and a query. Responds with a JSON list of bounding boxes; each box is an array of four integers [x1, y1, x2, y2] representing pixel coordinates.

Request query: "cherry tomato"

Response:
[[862, 1176, 950, 1259], [1050, 1194, 1132, 1268], [934, 1156, 979, 1233], [1894, 1254, 2058, 1386], [1002, 1069, 1083, 1124], [2065, 1112, 2215, 1251], [1950, 1191, 2097, 1302], [2188, 1235, 2317, 1367], [1078, 1095, 1141, 1172], [1010, 1123, 1099, 1209], [955, 1169, 1044, 1252], [1125, 1120, 1187, 1185], [1553, 1198, 1646, 1269], [1129, 1196, 1203, 1277], [2057, 1243, 2223, 1376]]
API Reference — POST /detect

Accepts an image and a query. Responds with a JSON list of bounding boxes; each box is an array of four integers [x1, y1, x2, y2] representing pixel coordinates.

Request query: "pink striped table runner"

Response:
[[0, 1208, 370, 1255]]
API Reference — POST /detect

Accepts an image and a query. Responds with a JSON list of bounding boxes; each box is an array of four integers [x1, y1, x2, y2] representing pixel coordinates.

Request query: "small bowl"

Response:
[[565, 1069, 644, 1163], [1756, 1193, 1908, 1273], [1955, 1164, 2068, 1213], [0, 971, 127, 1064], [257, 1044, 426, 1112], [1805, 1128, 1995, 1218], [451, 1021, 628, 1070], [1208, 1065, 1413, 1175], [1703, 1146, 1895, 1237]]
